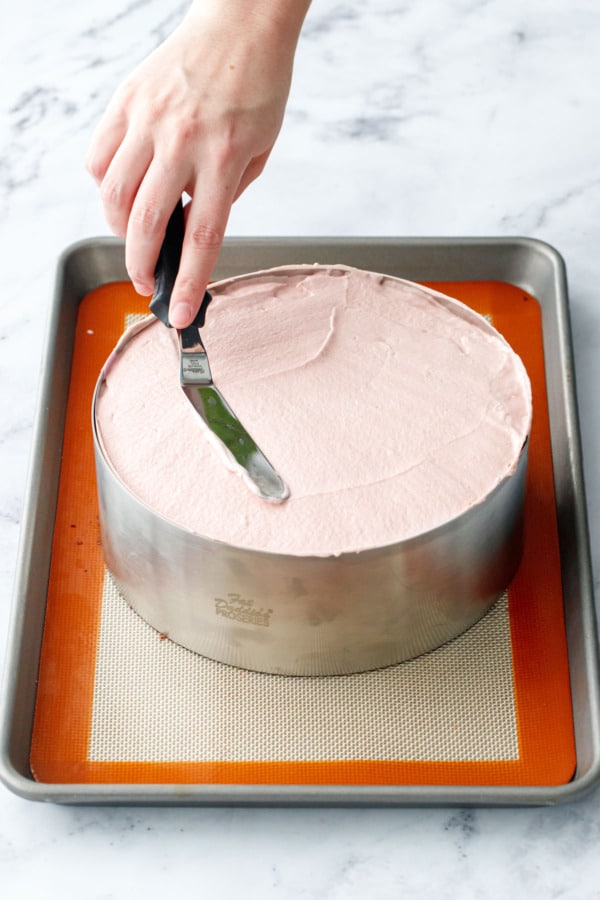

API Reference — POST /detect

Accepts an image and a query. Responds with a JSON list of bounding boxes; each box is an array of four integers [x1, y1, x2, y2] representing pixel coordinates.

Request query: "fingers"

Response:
[[168, 180, 239, 328], [86, 98, 268, 317], [85, 113, 127, 185], [89, 126, 263, 311], [124, 161, 191, 296], [166, 151, 272, 326], [86, 104, 155, 243], [162, 149, 270, 324], [99, 135, 154, 240]]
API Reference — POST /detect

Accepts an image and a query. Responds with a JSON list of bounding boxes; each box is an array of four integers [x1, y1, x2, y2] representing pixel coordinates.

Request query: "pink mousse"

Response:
[[95, 265, 532, 557]]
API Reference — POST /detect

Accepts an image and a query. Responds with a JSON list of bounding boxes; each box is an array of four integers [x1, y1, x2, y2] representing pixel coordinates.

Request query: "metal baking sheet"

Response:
[[1, 236, 599, 806]]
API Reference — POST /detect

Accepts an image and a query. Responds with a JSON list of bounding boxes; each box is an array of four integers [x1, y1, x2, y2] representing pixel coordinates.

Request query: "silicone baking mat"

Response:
[[29, 279, 575, 787]]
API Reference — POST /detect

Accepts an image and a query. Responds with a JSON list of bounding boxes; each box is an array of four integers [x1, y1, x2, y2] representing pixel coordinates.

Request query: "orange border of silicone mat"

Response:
[[30, 279, 576, 787]]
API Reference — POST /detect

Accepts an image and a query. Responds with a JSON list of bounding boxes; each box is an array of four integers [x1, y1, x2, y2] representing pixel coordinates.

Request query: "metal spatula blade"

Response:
[[178, 323, 289, 502], [150, 198, 289, 503]]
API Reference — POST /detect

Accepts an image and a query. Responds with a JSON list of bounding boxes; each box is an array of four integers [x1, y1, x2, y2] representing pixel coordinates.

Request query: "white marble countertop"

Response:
[[1, 0, 600, 895]]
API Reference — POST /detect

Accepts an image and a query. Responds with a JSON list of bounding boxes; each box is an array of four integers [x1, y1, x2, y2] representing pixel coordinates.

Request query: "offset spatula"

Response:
[[150, 199, 289, 503]]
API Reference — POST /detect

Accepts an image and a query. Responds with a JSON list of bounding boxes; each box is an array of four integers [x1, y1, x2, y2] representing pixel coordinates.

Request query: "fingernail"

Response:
[[169, 303, 193, 329]]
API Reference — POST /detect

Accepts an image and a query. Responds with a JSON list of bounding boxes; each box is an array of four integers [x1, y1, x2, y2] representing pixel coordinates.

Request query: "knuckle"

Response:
[[174, 274, 204, 296], [211, 138, 237, 171], [172, 116, 201, 145], [163, 123, 202, 164], [212, 136, 247, 178], [187, 223, 223, 251], [129, 202, 163, 237], [100, 176, 126, 210], [145, 100, 168, 129]]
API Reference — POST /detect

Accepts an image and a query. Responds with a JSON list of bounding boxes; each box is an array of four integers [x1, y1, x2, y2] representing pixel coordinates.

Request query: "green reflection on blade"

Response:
[[197, 385, 258, 463]]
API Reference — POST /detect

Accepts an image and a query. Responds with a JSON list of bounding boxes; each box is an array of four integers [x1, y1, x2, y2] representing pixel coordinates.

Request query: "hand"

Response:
[[86, 0, 309, 327]]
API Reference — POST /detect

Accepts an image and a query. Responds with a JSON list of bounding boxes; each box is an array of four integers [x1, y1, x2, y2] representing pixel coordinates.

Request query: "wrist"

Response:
[[185, 0, 311, 50]]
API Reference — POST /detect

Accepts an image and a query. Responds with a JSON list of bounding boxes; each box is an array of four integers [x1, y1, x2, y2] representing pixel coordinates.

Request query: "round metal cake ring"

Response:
[[92, 376, 528, 676]]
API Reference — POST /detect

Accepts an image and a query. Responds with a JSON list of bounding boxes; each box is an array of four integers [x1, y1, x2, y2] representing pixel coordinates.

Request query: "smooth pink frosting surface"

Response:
[[95, 265, 532, 556]]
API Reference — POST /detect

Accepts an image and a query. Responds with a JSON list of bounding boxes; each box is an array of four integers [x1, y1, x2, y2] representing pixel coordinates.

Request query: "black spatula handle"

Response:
[[149, 197, 212, 328]]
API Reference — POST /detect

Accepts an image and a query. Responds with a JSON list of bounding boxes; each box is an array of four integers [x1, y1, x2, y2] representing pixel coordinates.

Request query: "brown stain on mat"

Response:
[[29, 279, 575, 787]]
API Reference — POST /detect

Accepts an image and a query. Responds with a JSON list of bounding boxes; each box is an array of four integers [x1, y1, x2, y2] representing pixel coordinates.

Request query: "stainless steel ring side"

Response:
[[92, 376, 528, 676]]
